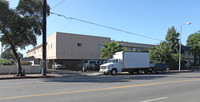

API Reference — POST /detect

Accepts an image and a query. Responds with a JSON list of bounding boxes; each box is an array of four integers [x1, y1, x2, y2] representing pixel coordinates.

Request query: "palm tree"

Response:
[[101, 41, 122, 59]]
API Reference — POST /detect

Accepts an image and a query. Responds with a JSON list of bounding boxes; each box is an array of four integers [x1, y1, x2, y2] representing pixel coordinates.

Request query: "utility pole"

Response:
[[42, 0, 47, 76], [0, 43, 2, 59]]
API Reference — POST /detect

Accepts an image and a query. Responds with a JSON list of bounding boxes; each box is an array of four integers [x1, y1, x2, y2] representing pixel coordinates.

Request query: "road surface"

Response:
[[0, 72, 200, 102]]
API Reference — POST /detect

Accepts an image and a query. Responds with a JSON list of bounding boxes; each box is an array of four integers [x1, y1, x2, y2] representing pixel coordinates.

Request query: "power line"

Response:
[[60, 19, 73, 31], [50, 12, 163, 41], [51, 0, 66, 10]]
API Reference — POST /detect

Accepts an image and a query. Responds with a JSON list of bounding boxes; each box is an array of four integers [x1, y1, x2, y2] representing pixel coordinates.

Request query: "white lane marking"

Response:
[[140, 97, 168, 102]]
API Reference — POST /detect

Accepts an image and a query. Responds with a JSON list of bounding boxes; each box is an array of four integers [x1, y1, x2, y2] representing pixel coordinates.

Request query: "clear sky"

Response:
[[2, 0, 200, 56]]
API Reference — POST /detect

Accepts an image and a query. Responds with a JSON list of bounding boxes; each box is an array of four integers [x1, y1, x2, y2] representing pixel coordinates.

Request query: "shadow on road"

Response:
[[43, 72, 168, 83]]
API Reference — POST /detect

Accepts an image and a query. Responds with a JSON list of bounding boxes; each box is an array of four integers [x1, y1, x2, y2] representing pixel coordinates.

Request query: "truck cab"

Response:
[[99, 59, 123, 75]]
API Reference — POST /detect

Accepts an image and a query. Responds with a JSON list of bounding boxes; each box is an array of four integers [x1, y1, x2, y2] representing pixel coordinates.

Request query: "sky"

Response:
[[2, 0, 200, 56]]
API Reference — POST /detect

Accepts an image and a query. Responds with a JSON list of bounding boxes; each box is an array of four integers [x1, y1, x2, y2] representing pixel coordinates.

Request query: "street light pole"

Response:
[[179, 25, 182, 71], [179, 22, 191, 71]]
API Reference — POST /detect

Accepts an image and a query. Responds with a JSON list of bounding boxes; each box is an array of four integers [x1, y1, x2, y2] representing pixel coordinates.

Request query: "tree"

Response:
[[149, 41, 168, 63], [1, 48, 23, 60], [149, 26, 183, 69], [165, 26, 179, 53], [101, 41, 123, 59], [0, 0, 50, 76], [187, 30, 200, 65]]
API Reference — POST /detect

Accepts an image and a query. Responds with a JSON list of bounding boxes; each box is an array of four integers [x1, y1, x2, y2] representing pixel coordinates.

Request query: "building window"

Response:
[[99, 44, 103, 50], [77, 43, 82, 47], [51, 43, 53, 49], [129, 47, 136, 52]]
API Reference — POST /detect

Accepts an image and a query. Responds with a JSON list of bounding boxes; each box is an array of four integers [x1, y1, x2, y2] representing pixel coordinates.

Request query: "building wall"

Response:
[[26, 33, 57, 59], [47, 32, 57, 59], [26, 46, 42, 59], [118, 41, 155, 52], [55, 32, 110, 60], [184, 50, 194, 60], [26, 33, 156, 60], [184, 50, 194, 68]]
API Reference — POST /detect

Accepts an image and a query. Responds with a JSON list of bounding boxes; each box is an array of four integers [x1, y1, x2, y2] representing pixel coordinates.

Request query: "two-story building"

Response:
[[182, 46, 199, 69], [26, 32, 155, 70]]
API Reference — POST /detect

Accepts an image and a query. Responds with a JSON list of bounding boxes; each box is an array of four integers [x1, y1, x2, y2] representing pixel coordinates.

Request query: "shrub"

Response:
[[0, 59, 12, 65], [21, 61, 32, 65]]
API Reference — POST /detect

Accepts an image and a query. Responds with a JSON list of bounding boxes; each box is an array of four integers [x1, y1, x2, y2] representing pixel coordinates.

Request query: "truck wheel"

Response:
[[104, 72, 108, 75], [111, 69, 117, 75], [129, 71, 134, 75], [162, 69, 166, 74], [144, 70, 148, 74], [151, 70, 155, 74]]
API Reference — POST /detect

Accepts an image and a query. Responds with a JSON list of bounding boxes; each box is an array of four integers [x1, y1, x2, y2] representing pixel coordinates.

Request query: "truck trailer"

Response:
[[99, 51, 151, 75]]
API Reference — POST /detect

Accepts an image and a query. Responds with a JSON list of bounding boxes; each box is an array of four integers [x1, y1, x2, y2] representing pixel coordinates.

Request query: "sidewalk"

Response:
[[168, 70, 194, 73], [0, 74, 60, 80], [0, 70, 102, 80], [0, 69, 198, 80]]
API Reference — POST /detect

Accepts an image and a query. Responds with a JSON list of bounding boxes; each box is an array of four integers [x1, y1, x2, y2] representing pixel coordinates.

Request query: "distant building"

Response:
[[118, 41, 154, 52], [182, 46, 199, 69], [26, 32, 155, 70]]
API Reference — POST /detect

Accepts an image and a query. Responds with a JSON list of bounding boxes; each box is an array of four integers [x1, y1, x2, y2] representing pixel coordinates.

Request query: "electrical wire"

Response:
[[50, 12, 163, 41], [60, 19, 73, 31], [51, 0, 66, 10]]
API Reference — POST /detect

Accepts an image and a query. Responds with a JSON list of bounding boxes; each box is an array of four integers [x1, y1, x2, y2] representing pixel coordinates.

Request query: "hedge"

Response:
[[0, 60, 32, 66], [0, 59, 12, 65], [21, 61, 32, 65]]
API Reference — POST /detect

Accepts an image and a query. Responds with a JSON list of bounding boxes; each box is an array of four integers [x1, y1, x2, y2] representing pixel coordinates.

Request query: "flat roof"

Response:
[[56, 32, 111, 39]]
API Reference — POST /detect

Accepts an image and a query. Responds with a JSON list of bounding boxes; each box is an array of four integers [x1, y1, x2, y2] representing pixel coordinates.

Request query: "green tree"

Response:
[[101, 41, 123, 59], [149, 26, 183, 69], [1, 48, 23, 60], [0, 0, 50, 76], [149, 41, 168, 63], [187, 30, 200, 65], [165, 26, 179, 53]]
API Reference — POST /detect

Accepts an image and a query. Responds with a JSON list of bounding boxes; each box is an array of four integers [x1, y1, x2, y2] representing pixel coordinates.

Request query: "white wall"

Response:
[[0, 65, 41, 74]]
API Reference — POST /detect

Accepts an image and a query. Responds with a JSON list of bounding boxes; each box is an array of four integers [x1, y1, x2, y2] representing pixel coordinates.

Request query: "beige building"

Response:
[[182, 46, 200, 69], [118, 41, 154, 52], [26, 32, 155, 70]]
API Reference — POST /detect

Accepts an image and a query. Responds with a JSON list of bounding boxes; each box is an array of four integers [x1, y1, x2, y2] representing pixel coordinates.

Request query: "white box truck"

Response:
[[99, 51, 150, 75]]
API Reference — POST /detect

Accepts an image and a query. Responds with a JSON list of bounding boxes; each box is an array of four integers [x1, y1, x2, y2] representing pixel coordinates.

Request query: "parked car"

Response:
[[149, 63, 168, 74], [52, 63, 65, 70], [84, 60, 106, 71]]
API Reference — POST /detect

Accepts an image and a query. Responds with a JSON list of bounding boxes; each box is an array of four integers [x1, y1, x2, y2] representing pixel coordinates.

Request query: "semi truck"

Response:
[[99, 51, 151, 75]]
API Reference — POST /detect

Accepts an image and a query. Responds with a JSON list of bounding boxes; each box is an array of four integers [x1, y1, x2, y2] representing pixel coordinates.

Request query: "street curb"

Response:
[[168, 70, 194, 73], [0, 75, 55, 80]]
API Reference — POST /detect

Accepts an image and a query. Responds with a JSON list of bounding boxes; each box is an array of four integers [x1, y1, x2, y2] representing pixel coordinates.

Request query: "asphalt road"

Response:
[[0, 72, 200, 102]]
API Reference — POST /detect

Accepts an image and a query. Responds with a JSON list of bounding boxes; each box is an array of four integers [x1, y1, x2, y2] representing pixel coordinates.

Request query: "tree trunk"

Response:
[[10, 43, 22, 76]]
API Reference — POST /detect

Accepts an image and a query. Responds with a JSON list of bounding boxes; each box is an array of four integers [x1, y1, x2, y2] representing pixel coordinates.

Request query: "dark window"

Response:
[[90, 61, 96, 64], [77, 43, 82, 47]]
